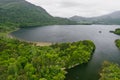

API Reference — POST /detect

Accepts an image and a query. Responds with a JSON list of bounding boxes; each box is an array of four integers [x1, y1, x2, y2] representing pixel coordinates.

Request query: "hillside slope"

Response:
[[0, 0, 76, 27]]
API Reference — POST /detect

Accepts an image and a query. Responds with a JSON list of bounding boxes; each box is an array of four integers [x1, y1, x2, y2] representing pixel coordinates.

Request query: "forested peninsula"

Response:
[[0, 28, 95, 80]]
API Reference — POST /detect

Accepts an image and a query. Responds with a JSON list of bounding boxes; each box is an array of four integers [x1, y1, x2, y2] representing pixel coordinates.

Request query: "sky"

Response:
[[26, 0, 120, 18]]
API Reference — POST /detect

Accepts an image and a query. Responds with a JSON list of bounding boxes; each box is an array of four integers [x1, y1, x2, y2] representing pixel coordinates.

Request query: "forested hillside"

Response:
[[0, 0, 76, 27]]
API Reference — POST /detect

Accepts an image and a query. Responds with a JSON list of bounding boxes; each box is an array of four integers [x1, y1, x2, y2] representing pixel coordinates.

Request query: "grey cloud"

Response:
[[26, 0, 120, 17], [60, 1, 83, 8]]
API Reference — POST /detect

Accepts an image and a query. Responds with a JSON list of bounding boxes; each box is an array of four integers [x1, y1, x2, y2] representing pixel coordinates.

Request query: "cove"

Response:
[[11, 25, 120, 80]]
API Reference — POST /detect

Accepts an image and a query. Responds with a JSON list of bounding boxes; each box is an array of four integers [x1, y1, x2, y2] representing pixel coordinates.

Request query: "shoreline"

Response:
[[8, 29, 52, 46], [9, 34, 52, 46], [33, 42, 52, 46]]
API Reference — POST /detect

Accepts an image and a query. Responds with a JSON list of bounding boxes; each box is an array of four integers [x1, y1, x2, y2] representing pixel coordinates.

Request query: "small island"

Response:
[[110, 28, 120, 49], [110, 28, 120, 35]]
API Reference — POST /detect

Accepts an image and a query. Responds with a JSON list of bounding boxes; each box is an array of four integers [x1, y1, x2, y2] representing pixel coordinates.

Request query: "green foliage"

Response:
[[115, 39, 120, 49], [0, 23, 18, 32], [51, 40, 95, 68], [99, 61, 120, 80], [110, 28, 120, 35], [111, 28, 120, 49], [0, 34, 95, 80]]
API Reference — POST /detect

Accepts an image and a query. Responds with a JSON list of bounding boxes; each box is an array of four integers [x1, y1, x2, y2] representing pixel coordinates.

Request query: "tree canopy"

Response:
[[0, 33, 95, 80]]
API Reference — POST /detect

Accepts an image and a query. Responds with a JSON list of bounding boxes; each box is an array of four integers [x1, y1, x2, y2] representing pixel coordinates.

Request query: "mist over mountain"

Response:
[[70, 11, 120, 25]]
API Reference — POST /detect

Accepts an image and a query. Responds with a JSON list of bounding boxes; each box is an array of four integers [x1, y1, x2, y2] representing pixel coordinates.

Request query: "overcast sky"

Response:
[[26, 0, 120, 18]]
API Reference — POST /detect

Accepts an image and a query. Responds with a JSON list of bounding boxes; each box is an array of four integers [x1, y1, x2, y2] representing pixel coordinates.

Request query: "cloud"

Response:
[[26, 0, 120, 18], [59, 1, 82, 8]]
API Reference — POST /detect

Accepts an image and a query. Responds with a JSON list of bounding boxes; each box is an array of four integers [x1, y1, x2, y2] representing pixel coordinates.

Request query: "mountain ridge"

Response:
[[70, 11, 120, 25]]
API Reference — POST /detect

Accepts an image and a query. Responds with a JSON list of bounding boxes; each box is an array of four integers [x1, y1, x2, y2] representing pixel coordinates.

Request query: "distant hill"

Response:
[[0, 0, 76, 27], [70, 11, 120, 25]]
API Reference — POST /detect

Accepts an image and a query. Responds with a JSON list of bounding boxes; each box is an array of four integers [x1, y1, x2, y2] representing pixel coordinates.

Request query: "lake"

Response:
[[11, 25, 120, 80]]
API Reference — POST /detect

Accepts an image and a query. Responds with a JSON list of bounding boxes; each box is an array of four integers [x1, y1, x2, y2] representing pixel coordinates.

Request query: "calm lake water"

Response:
[[11, 25, 120, 80]]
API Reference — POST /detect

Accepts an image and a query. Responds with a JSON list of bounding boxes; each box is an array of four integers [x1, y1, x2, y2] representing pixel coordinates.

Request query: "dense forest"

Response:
[[0, 28, 95, 80], [99, 61, 120, 80]]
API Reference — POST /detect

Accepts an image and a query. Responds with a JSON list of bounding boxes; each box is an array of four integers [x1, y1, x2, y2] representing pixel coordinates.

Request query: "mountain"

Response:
[[0, 0, 76, 27], [70, 16, 93, 25], [70, 11, 120, 25]]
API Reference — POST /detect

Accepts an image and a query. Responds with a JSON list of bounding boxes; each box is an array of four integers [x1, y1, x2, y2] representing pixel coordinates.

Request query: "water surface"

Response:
[[11, 25, 120, 80]]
